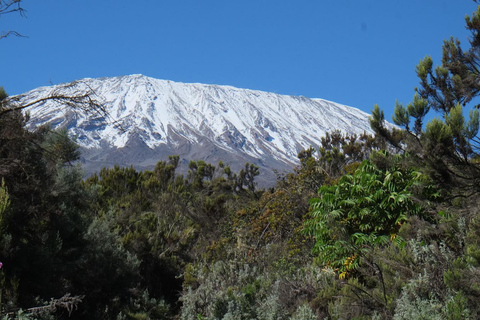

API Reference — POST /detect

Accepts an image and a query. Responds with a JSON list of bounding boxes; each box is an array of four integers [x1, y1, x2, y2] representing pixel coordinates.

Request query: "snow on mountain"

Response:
[[20, 74, 375, 183]]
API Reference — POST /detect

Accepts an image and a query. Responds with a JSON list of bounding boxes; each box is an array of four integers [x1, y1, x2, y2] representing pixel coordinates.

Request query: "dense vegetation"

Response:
[[2, 3, 480, 320]]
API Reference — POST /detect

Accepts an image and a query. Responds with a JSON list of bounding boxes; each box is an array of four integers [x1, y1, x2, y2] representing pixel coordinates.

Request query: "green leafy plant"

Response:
[[304, 153, 433, 276]]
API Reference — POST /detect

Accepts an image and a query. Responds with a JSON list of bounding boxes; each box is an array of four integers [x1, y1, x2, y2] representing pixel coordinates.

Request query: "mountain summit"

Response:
[[21, 74, 374, 183]]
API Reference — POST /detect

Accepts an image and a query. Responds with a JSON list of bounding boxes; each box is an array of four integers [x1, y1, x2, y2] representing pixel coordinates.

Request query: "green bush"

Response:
[[303, 153, 434, 276]]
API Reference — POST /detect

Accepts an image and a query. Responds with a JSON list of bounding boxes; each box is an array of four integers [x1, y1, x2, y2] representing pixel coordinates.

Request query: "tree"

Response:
[[370, 5, 480, 198], [0, 87, 117, 318], [415, 5, 480, 114], [236, 162, 260, 194]]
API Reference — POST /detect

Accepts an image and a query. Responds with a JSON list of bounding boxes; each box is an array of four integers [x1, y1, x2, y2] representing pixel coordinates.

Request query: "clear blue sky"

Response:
[[0, 1, 477, 121]]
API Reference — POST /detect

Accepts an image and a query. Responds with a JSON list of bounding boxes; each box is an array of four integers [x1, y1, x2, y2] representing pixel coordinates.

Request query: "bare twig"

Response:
[[0, 0, 26, 17], [1, 79, 125, 133], [2, 80, 105, 116], [0, 0, 27, 39], [4, 294, 85, 318], [0, 30, 26, 40]]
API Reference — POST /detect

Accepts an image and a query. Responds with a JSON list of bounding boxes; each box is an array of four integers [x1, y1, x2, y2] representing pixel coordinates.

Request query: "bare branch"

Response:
[[0, 0, 27, 40], [0, 0, 26, 16], [1, 79, 126, 151], [1, 80, 106, 117], [0, 30, 26, 39], [4, 294, 85, 318]]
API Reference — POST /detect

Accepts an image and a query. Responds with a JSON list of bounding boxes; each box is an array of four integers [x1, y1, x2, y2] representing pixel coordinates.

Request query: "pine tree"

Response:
[[370, 5, 480, 197]]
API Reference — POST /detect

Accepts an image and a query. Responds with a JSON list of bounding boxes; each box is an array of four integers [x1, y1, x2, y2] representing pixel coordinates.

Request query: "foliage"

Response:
[[392, 277, 471, 320], [303, 152, 435, 276], [290, 305, 317, 320], [180, 259, 333, 320], [82, 156, 263, 317], [119, 290, 171, 320], [0, 178, 9, 226], [0, 90, 105, 318]]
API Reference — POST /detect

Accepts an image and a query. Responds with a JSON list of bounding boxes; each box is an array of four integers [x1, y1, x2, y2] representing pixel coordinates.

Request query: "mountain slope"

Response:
[[20, 74, 375, 183]]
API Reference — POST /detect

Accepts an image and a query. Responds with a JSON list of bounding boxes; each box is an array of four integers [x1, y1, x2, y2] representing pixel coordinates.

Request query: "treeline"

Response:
[[2, 4, 480, 320]]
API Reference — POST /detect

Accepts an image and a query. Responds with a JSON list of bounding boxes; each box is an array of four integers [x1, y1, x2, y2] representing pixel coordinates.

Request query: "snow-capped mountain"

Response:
[[20, 74, 375, 183]]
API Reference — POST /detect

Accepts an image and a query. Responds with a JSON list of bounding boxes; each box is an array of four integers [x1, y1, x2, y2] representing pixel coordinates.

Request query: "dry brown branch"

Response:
[[30, 294, 85, 317], [4, 294, 85, 318]]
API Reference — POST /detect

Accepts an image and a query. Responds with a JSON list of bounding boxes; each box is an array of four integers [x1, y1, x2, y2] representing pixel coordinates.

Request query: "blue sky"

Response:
[[0, 1, 477, 121]]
